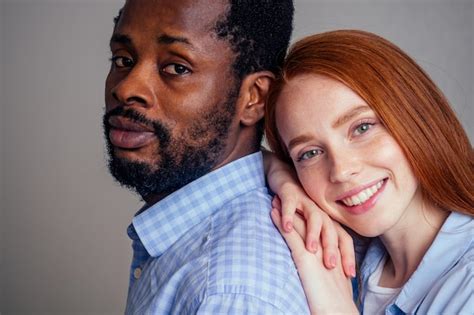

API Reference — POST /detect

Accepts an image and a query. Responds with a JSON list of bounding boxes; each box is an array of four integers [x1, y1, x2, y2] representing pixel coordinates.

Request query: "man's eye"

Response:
[[161, 64, 191, 75], [353, 122, 374, 136], [297, 149, 323, 162], [111, 56, 134, 68]]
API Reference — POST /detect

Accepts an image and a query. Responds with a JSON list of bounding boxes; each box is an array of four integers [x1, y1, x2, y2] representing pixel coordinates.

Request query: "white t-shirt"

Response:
[[363, 255, 401, 315]]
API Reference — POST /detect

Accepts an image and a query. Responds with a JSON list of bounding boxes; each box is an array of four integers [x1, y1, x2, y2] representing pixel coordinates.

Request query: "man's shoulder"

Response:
[[139, 186, 309, 314], [198, 187, 309, 312], [209, 186, 277, 255]]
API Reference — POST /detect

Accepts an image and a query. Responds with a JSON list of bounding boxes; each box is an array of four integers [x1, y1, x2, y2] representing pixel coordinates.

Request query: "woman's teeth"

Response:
[[341, 180, 383, 206]]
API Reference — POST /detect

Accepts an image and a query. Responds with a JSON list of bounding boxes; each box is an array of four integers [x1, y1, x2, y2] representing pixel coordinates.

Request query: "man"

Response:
[[103, 0, 309, 313]]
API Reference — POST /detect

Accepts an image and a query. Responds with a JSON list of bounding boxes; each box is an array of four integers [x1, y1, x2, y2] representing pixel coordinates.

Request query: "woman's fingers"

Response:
[[280, 195, 298, 233], [272, 195, 295, 232], [271, 208, 307, 261], [320, 216, 339, 269], [272, 208, 357, 314], [274, 194, 356, 276], [302, 204, 323, 253], [335, 223, 356, 277], [272, 195, 282, 211], [292, 212, 307, 243]]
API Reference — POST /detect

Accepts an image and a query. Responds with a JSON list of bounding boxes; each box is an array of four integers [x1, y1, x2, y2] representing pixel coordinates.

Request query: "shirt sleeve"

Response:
[[196, 293, 286, 315]]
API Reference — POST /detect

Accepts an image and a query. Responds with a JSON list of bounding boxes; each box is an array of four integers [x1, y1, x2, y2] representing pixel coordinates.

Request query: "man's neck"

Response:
[[141, 129, 261, 207], [142, 193, 170, 207]]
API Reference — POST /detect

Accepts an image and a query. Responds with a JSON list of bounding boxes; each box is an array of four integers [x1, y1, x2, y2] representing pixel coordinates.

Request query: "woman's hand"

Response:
[[271, 209, 358, 315], [263, 150, 356, 277], [272, 196, 356, 278]]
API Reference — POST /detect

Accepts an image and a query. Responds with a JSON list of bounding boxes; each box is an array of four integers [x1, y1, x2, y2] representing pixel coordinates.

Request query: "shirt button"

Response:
[[133, 267, 142, 279]]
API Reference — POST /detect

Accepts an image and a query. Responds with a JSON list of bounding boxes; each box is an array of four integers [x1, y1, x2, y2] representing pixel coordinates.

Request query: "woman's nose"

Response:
[[329, 149, 361, 183]]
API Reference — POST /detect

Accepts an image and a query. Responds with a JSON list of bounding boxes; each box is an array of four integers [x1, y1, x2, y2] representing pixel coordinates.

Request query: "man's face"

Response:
[[104, 0, 239, 199]]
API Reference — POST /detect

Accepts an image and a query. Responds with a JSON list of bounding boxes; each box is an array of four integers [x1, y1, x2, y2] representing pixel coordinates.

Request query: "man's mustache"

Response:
[[103, 107, 155, 130], [103, 107, 171, 146]]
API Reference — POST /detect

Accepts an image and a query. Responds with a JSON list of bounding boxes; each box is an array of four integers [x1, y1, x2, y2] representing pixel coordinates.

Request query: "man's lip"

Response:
[[109, 129, 155, 149], [335, 178, 387, 200], [108, 116, 154, 132]]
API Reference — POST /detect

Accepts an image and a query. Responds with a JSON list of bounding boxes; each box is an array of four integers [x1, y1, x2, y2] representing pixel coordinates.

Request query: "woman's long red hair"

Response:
[[265, 30, 473, 215]]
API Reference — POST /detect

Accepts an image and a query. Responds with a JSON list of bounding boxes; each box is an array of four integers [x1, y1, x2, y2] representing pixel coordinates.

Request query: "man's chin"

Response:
[[111, 147, 159, 167], [107, 156, 156, 196]]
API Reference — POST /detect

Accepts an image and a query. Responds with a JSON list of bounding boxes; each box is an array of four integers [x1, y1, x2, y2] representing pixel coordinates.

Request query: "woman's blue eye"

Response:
[[354, 122, 373, 135], [111, 56, 134, 68], [298, 149, 322, 162], [162, 64, 191, 75]]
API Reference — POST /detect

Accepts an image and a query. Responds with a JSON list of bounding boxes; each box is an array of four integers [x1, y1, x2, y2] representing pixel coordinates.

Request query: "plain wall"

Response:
[[1, 1, 4, 312], [293, 0, 473, 140], [1, 0, 472, 314], [2, 1, 135, 314]]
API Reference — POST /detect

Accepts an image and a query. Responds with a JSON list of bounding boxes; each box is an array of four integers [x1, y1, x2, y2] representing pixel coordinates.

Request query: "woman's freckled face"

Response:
[[275, 74, 420, 237]]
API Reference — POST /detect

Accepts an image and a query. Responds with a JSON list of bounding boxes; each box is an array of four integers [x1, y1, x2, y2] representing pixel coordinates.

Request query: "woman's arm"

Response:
[[271, 209, 359, 315], [263, 150, 356, 277]]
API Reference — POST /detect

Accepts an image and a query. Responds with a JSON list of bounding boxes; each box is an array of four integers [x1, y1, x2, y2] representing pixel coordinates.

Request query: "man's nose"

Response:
[[111, 63, 157, 108], [329, 149, 361, 183]]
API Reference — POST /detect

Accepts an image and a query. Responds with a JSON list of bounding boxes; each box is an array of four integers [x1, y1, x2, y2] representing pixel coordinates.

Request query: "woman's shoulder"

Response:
[[415, 212, 473, 314], [416, 249, 473, 314]]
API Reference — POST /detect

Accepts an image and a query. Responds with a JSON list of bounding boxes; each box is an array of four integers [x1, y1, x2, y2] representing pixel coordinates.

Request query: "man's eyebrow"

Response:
[[157, 34, 193, 47], [110, 34, 132, 46], [109, 33, 194, 50], [332, 105, 371, 128], [287, 134, 314, 152]]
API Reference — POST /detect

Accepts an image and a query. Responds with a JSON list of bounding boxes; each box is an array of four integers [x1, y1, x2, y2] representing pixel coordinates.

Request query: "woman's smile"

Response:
[[275, 74, 420, 237], [336, 178, 387, 215]]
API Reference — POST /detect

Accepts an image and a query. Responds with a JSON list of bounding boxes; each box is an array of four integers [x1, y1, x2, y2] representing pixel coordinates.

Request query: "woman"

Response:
[[264, 30, 473, 314]]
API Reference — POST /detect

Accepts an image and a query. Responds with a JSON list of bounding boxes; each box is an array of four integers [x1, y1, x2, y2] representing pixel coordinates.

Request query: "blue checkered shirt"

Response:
[[125, 152, 310, 314]]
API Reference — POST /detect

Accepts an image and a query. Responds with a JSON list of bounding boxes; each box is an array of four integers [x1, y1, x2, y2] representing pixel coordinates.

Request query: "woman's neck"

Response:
[[378, 192, 449, 288]]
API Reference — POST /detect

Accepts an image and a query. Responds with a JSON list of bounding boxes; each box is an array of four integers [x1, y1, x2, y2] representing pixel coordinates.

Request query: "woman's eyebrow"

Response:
[[332, 105, 371, 128], [287, 134, 314, 152]]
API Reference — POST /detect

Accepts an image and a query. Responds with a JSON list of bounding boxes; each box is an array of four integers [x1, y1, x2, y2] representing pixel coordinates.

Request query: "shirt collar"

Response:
[[361, 212, 473, 313], [395, 212, 473, 312], [130, 152, 266, 258]]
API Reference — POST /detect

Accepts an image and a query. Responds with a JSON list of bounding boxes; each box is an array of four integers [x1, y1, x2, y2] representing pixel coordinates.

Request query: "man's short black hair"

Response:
[[113, 0, 294, 147], [214, 0, 294, 79], [114, 1, 294, 78], [215, 1, 294, 145]]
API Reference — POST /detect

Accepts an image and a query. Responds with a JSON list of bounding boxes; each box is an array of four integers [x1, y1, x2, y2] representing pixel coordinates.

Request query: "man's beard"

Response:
[[103, 86, 238, 199]]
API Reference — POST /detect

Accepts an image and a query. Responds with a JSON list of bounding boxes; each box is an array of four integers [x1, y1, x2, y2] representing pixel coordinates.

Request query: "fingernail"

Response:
[[285, 221, 293, 232], [349, 265, 356, 278], [311, 241, 318, 252], [330, 255, 337, 268]]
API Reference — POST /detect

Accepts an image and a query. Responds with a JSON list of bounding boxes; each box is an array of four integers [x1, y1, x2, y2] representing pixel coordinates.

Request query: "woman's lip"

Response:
[[109, 128, 155, 149], [336, 178, 387, 200], [337, 179, 387, 215]]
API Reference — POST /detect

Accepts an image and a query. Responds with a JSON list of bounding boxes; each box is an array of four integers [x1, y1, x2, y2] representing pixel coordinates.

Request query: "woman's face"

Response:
[[275, 74, 421, 237]]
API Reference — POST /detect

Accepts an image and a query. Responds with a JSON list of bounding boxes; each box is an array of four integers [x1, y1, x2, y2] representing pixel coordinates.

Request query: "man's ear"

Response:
[[237, 71, 275, 127]]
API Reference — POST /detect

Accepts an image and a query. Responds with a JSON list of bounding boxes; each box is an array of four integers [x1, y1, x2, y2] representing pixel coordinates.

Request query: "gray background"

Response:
[[1, 0, 472, 314]]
